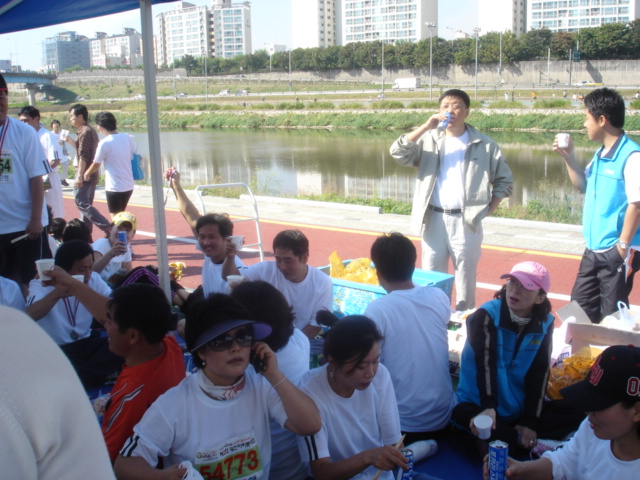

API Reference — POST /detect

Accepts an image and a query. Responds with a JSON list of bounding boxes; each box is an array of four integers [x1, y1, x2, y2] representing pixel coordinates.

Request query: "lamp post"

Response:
[[426, 22, 436, 100], [473, 27, 481, 99], [264, 43, 272, 73], [381, 39, 385, 97], [288, 49, 292, 92]]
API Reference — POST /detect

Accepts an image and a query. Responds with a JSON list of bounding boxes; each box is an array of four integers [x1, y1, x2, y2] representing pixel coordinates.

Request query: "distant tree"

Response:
[[550, 31, 575, 59], [579, 23, 631, 59], [392, 41, 415, 67], [518, 29, 552, 60]]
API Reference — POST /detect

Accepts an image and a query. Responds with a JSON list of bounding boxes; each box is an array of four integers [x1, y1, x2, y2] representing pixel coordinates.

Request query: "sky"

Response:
[[0, 0, 479, 72]]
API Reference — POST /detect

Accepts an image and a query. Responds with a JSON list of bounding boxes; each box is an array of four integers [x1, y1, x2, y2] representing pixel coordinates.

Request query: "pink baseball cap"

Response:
[[500, 261, 550, 293]]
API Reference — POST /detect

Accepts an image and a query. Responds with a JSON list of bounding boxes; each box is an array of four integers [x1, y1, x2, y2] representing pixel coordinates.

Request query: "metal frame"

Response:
[[195, 183, 265, 261]]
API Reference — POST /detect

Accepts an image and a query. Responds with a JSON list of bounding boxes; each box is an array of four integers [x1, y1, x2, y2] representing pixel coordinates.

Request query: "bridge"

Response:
[[3, 72, 57, 105]]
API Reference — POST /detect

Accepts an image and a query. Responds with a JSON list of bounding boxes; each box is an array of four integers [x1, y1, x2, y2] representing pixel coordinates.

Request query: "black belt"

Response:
[[428, 204, 462, 215]]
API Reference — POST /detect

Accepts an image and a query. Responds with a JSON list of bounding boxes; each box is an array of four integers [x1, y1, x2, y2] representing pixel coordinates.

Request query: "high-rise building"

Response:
[[478, 0, 526, 35], [155, 1, 211, 66], [90, 29, 143, 68], [292, 0, 338, 48], [42, 31, 91, 72], [528, 0, 638, 32], [211, 0, 252, 58]]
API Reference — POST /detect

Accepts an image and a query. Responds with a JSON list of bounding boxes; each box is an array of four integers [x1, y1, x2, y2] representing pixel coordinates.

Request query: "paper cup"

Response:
[[557, 133, 570, 148], [72, 275, 85, 283], [473, 414, 493, 440], [227, 275, 244, 288], [35, 259, 55, 281], [229, 235, 244, 251]]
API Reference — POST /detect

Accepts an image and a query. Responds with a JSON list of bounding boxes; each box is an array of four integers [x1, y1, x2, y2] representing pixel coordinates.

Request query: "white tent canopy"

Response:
[[0, 0, 178, 297]]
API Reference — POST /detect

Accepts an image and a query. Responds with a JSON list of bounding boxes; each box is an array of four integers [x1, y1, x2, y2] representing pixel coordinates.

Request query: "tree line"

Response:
[[173, 21, 640, 76]]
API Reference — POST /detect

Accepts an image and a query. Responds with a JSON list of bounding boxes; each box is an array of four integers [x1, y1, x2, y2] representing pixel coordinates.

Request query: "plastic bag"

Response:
[[328, 252, 379, 285], [546, 346, 602, 400]]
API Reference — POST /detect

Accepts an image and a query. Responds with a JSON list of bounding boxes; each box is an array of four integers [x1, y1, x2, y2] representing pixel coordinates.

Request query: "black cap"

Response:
[[560, 345, 640, 412]]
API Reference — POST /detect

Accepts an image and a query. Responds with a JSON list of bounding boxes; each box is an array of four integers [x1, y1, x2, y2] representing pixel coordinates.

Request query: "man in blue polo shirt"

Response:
[[554, 87, 640, 323]]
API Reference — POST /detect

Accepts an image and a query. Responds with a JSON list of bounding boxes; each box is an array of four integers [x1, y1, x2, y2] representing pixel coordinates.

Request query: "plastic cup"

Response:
[[72, 275, 85, 283], [229, 235, 244, 251], [473, 414, 493, 440], [557, 133, 570, 149], [227, 275, 244, 288], [35, 259, 55, 281]]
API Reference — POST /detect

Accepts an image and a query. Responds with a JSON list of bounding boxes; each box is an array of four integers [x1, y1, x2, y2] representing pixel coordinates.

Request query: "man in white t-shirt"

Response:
[[19, 106, 65, 219], [365, 232, 455, 443], [223, 229, 333, 340], [0, 74, 51, 295], [166, 169, 244, 297], [390, 89, 513, 311]]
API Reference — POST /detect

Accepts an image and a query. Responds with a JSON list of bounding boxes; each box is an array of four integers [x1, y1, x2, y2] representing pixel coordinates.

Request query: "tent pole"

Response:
[[140, 0, 172, 301]]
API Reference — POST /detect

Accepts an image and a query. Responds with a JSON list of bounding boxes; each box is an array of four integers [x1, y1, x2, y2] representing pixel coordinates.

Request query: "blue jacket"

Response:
[[456, 298, 554, 427], [583, 132, 640, 250]]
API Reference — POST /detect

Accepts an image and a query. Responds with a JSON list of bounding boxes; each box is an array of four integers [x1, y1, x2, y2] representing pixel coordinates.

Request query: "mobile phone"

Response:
[[250, 351, 266, 374]]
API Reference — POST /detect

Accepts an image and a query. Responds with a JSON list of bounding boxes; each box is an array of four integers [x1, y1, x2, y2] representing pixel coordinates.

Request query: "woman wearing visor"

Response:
[[114, 293, 321, 479]]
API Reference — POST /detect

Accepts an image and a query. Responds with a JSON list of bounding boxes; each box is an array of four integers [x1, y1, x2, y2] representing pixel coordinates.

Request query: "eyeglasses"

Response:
[[440, 103, 466, 111], [205, 329, 253, 351]]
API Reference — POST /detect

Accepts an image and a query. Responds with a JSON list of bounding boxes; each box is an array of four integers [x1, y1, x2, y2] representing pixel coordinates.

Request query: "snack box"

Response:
[[320, 260, 454, 317]]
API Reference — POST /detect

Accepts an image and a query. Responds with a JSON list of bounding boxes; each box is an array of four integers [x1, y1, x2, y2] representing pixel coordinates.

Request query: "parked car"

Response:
[[176, 92, 187, 98], [236, 89, 250, 96], [572, 80, 603, 87], [132, 94, 146, 100], [219, 89, 231, 96]]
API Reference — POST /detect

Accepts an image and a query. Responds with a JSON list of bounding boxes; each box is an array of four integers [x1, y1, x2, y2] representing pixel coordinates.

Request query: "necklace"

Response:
[[509, 309, 532, 326]]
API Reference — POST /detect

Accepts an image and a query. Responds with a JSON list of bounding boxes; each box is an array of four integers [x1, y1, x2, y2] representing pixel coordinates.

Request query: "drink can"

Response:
[[118, 231, 127, 244], [437, 111, 452, 131], [488, 440, 508, 480], [393, 448, 413, 480]]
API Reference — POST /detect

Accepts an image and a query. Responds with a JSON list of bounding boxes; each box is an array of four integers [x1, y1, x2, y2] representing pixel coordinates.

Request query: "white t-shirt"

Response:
[[297, 364, 402, 480], [202, 253, 245, 297], [0, 307, 115, 480], [37, 126, 64, 173], [50, 131, 68, 163], [543, 417, 640, 479], [26, 272, 112, 345], [241, 262, 333, 330], [365, 286, 456, 432], [121, 370, 288, 478], [431, 130, 469, 209], [93, 133, 136, 192], [0, 117, 50, 234], [270, 328, 311, 480], [92, 237, 132, 283], [0, 275, 25, 311]]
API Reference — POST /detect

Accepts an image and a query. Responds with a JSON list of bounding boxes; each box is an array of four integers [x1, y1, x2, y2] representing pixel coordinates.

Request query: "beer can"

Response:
[[437, 111, 452, 132], [118, 231, 127, 244], [393, 448, 413, 480], [488, 440, 508, 480]]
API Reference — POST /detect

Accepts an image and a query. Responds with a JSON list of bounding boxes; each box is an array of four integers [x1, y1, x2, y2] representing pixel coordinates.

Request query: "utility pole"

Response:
[[426, 22, 437, 100]]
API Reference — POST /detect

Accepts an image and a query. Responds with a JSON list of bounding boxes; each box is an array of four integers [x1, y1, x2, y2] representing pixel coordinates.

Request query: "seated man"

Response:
[[25, 240, 123, 387], [166, 169, 244, 296], [365, 232, 456, 443], [223, 229, 333, 340]]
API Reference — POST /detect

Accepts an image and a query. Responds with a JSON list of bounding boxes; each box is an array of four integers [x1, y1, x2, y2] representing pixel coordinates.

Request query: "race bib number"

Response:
[[0, 151, 13, 183], [195, 432, 263, 480]]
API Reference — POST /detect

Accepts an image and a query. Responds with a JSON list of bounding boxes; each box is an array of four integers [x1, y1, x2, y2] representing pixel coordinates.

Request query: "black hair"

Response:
[[49, 217, 67, 241], [494, 284, 552, 321], [231, 280, 295, 352], [195, 213, 233, 238], [51, 119, 61, 127], [54, 240, 94, 272], [61, 218, 92, 244], [108, 284, 173, 344], [19, 105, 40, 118], [69, 104, 89, 122], [439, 89, 471, 108], [273, 229, 309, 259], [584, 88, 625, 129], [370, 232, 416, 283], [95, 111, 117, 131], [323, 315, 383, 374], [184, 293, 253, 369], [620, 397, 640, 438]]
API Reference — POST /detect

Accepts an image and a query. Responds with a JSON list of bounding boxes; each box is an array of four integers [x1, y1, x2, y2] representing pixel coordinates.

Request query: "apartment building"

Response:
[[528, 0, 639, 32], [42, 31, 91, 72], [478, 0, 527, 35], [155, 1, 211, 66], [211, 0, 252, 58], [292, 0, 338, 48], [90, 28, 143, 68]]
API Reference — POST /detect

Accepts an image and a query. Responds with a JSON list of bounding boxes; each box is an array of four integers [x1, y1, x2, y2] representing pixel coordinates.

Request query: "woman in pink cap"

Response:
[[452, 261, 582, 455]]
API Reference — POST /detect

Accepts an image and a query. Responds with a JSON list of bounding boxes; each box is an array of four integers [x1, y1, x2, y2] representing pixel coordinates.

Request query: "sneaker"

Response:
[[405, 439, 438, 463], [530, 438, 565, 459], [61, 179, 69, 186]]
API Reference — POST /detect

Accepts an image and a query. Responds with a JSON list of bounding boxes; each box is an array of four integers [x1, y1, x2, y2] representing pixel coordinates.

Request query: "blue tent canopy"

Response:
[[0, 0, 178, 298]]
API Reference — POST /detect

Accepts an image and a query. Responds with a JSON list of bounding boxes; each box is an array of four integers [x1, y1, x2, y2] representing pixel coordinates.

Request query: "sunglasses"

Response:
[[205, 328, 254, 351]]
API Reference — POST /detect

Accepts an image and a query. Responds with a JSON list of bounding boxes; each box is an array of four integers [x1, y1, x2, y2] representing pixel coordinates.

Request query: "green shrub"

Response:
[[341, 102, 366, 109], [372, 100, 404, 109], [533, 99, 572, 109], [252, 103, 276, 110], [306, 101, 335, 109], [488, 100, 526, 109], [406, 101, 440, 109]]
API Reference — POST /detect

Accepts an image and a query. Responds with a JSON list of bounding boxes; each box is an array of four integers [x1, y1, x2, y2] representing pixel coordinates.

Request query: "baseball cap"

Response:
[[0, 73, 7, 91], [500, 261, 550, 293], [560, 345, 640, 412], [191, 318, 272, 352], [112, 211, 137, 231]]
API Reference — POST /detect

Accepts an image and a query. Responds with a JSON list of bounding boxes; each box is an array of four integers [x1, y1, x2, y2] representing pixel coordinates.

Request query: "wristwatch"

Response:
[[618, 241, 630, 250]]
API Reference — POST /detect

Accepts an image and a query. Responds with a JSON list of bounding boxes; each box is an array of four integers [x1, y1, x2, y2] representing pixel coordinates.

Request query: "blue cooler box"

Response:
[[320, 261, 454, 317]]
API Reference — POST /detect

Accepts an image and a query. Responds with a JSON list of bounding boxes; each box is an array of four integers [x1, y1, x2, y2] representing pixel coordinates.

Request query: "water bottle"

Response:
[[437, 112, 452, 133]]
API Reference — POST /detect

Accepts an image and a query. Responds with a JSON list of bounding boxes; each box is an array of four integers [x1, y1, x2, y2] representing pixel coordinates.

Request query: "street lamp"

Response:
[[425, 22, 437, 100], [288, 49, 292, 92], [264, 43, 273, 73], [473, 27, 481, 99], [381, 39, 385, 97]]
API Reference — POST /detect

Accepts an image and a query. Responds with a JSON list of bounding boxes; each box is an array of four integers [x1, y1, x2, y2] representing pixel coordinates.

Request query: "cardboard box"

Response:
[[557, 301, 640, 352], [320, 261, 454, 317]]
